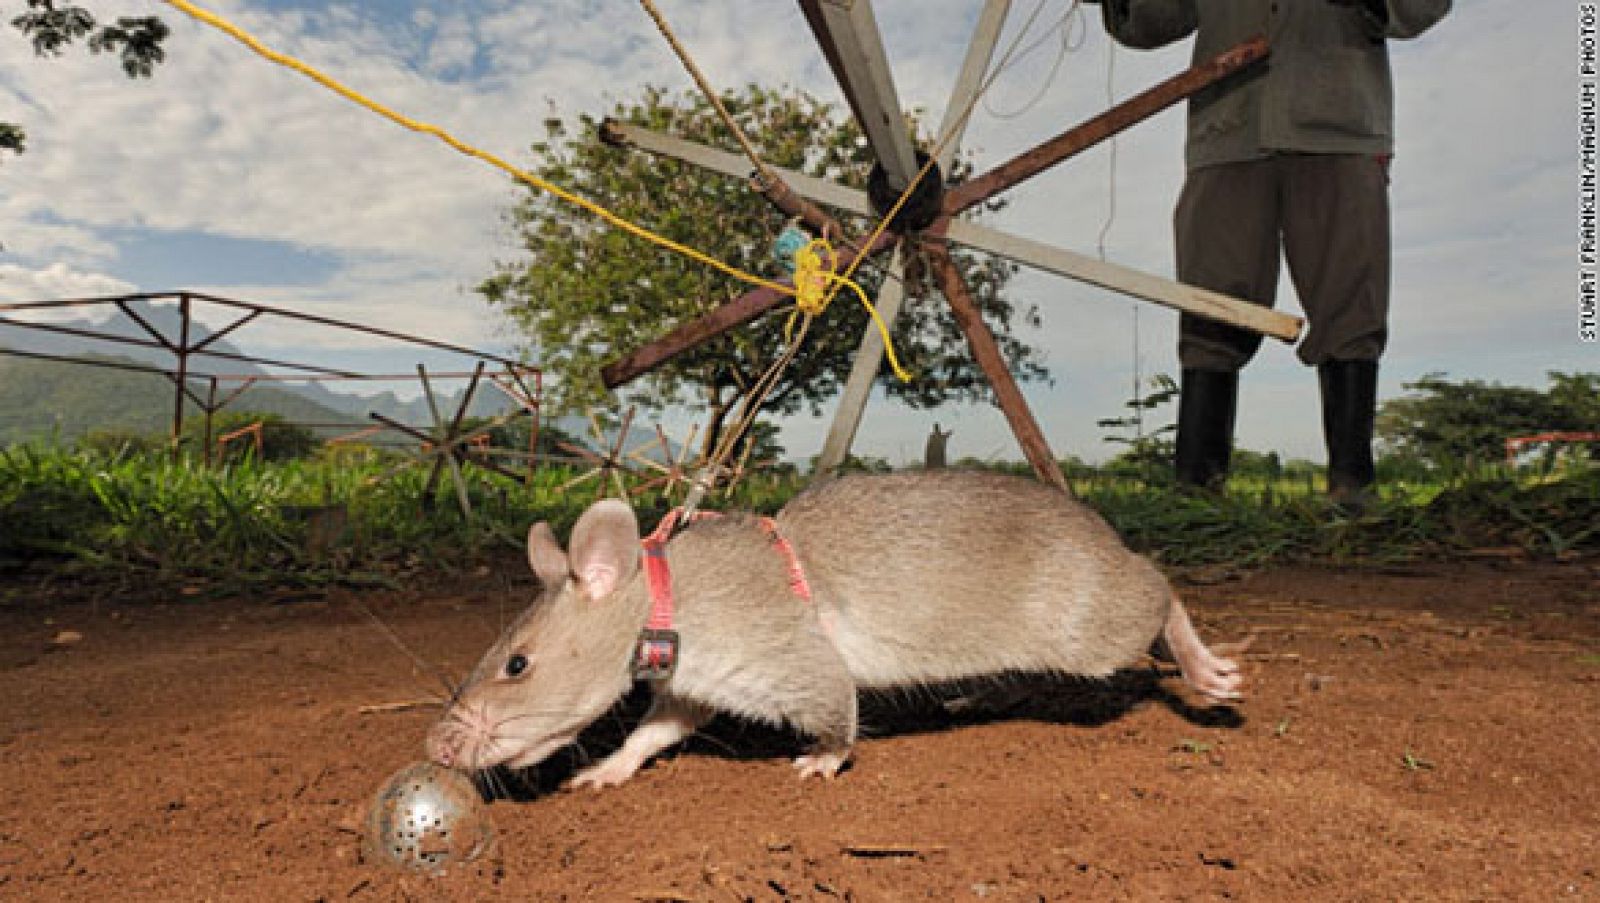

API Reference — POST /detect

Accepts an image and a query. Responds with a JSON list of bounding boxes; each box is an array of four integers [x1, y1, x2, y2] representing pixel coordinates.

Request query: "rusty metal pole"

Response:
[[942, 36, 1269, 215], [923, 239, 1069, 494], [527, 369, 542, 485], [171, 294, 192, 460], [203, 376, 218, 466]]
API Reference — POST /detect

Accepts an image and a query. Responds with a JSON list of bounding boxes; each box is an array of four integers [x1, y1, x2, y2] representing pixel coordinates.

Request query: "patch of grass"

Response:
[[2, 441, 1595, 591], [1401, 751, 1436, 772]]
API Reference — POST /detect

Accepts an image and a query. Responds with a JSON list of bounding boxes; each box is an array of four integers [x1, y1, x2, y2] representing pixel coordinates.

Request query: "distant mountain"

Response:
[[288, 378, 515, 426], [0, 344, 706, 474], [0, 304, 699, 458], [0, 351, 349, 445]]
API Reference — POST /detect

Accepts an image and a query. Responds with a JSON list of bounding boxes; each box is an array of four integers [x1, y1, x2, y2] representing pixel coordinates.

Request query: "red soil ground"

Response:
[[2, 557, 1596, 900]]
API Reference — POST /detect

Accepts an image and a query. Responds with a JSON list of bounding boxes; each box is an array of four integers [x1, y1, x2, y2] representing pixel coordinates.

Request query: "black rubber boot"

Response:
[[1174, 369, 1239, 491], [1318, 359, 1379, 512]]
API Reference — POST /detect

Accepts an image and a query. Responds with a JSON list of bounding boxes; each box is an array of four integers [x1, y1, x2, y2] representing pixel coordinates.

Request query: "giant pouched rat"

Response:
[[426, 470, 1246, 787]]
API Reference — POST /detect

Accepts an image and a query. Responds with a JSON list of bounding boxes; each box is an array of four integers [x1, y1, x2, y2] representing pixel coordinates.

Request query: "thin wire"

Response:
[[983, 1, 1088, 121], [1095, 38, 1119, 262], [1091, 39, 1137, 441]]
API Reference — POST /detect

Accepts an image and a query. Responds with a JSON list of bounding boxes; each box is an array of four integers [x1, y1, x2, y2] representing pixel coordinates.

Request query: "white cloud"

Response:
[[0, 262, 136, 307], [423, 15, 478, 78]]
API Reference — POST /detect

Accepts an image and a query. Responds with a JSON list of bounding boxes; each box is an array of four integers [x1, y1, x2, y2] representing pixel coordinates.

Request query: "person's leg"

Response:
[[1281, 154, 1391, 507], [1173, 158, 1283, 488]]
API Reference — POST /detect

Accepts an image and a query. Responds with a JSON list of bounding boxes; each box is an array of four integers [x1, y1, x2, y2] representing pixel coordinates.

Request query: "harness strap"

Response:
[[632, 508, 813, 680], [755, 516, 813, 603]]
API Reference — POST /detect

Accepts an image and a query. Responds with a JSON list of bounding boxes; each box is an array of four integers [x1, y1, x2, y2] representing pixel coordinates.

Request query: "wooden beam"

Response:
[[602, 120, 871, 217], [798, 0, 919, 188], [937, 0, 1012, 158], [945, 218, 1303, 342], [816, 0, 1012, 474], [604, 121, 1298, 341], [814, 244, 908, 472]]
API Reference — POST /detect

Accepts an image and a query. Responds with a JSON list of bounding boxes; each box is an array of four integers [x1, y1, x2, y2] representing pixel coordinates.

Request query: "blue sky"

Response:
[[0, 1, 1585, 463]]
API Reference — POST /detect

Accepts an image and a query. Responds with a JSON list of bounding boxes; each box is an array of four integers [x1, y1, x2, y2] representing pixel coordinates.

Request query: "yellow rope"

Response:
[[789, 238, 910, 381], [162, 0, 793, 298], [630, 0, 911, 384]]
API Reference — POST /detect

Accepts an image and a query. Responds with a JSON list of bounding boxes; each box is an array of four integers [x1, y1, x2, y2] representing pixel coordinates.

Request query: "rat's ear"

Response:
[[568, 499, 640, 600], [527, 522, 569, 590]]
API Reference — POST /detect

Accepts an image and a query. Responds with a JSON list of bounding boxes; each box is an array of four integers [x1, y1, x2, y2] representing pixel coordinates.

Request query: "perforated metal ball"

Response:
[[362, 762, 495, 873]]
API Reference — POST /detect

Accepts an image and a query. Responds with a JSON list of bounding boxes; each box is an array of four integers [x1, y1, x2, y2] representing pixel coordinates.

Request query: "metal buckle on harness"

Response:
[[631, 628, 680, 681]]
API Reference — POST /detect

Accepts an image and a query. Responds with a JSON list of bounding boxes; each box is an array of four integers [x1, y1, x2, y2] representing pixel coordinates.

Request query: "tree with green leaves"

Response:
[[1376, 371, 1600, 470], [479, 84, 1045, 459], [3, 2, 167, 161]]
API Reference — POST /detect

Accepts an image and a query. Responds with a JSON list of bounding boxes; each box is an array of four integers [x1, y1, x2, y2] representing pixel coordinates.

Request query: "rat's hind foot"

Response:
[[1164, 596, 1252, 704], [1183, 641, 1247, 703]]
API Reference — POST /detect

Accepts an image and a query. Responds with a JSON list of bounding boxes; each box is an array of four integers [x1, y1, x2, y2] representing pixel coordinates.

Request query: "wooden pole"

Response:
[[814, 0, 1012, 476], [945, 218, 1301, 342], [797, 0, 920, 187], [814, 244, 907, 475]]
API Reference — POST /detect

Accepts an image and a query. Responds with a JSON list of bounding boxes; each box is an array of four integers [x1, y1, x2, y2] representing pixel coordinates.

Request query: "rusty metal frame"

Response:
[[0, 291, 542, 471]]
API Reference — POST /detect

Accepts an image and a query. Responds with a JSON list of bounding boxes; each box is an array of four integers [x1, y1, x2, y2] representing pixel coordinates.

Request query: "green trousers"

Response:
[[1174, 153, 1392, 371]]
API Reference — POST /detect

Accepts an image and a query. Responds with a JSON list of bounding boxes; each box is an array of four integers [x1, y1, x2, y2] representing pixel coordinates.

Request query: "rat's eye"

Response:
[[504, 653, 529, 678]]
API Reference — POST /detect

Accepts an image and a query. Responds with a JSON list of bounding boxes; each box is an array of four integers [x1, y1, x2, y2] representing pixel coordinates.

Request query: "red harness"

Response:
[[633, 508, 814, 680]]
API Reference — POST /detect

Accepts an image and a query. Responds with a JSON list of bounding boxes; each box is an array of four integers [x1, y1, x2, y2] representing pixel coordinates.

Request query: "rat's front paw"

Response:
[[792, 749, 850, 780], [566, 756, 641, 791]]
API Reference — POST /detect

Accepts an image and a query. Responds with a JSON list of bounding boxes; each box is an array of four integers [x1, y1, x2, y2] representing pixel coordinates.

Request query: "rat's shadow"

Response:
[[480, 666, 1244, 803]]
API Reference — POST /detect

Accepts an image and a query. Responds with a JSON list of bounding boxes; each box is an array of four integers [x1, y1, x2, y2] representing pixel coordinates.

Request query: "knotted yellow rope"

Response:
[[789, 237, 911, 381]]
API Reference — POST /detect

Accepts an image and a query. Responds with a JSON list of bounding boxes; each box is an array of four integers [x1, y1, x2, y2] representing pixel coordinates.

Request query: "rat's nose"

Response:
[[424, 726, 456, 768]]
